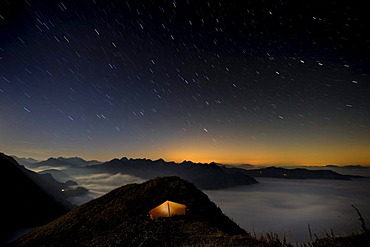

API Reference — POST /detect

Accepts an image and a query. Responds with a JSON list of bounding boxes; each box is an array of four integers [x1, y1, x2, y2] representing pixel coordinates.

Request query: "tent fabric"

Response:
[[149, 200, 186, 219]]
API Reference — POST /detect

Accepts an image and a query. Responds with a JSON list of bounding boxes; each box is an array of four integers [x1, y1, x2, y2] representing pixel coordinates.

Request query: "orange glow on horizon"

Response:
[[3, 136, 370, 166], [150, 141, 370, 166]]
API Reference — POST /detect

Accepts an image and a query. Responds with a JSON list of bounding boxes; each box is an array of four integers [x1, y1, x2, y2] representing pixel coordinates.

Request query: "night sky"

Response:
[[1, 0, 369, 165]]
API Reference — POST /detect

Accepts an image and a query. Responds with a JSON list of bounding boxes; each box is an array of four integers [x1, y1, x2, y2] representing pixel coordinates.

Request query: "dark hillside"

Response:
[[9, 175, 370, 247], [11, 176, 263, 246], [0, 153, 70, 244]]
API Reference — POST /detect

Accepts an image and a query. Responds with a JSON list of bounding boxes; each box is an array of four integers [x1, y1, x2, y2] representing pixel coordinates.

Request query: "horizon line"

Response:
[[8, 153, 370, 167]]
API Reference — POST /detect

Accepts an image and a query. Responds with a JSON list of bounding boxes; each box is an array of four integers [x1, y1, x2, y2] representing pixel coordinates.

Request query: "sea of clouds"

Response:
[[205, 177, 370, 243]]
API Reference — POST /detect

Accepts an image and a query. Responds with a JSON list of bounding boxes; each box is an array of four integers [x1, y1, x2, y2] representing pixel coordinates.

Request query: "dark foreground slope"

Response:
[[309, 232, 370, 247], [0, 153, 71, 244], [11, 176, 265, 247], [9, 176, 370, 247]]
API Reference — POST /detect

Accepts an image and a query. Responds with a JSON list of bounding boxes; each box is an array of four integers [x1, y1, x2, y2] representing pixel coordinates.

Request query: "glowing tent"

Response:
[[149, 200, 186, 219]]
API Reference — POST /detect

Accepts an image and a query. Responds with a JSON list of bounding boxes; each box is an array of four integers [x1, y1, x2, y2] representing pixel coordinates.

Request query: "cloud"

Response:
[[32, 166, 70, 173], [13, 140, 36, 145], [71, 173, 145, 197]]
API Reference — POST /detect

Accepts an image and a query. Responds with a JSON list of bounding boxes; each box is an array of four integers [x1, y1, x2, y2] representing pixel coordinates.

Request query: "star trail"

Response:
[[1, 0, 369, 165]]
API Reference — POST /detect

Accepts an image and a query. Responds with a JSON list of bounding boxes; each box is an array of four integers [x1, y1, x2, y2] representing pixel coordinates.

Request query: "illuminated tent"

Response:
[[149, 200, 186, 219]]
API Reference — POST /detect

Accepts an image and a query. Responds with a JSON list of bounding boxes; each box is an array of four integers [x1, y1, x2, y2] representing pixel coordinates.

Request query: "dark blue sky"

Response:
[[1, 0, 369, 165]]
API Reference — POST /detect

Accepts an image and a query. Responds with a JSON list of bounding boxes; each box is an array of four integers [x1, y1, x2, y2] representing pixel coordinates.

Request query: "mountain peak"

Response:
[[46, 157, 58, 162], [12, 176, 249, 246]]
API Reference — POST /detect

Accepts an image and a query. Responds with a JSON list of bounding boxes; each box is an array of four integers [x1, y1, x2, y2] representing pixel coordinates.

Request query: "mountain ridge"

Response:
[[88, 157, 258, 189]]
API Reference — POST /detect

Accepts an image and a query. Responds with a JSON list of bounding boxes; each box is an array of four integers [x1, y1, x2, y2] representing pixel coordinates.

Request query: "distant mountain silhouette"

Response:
[[325, 164, 340, 168], [88, 158, 258, 189], [27, 157, 102, 170], [55, 157, 102, 167], [233, 164, 254, 169], [12, 156, 38, 163], [240, 166, 361, 180], [12, 156, 39, 167], [325, 164, 369, 169], [0, 153, 72, 244], [220, 163, 254, 169], [24, 157, 72, 169], [11, 176, 266, 247], [38, 169, 73, 182], [87, 158, 359, 188]]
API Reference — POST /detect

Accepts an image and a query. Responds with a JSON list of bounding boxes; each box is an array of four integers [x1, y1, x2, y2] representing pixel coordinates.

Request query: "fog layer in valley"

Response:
[[72, 172, 145, 197], [205, 178, 370, 243], [30, 164, 146, 205]]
